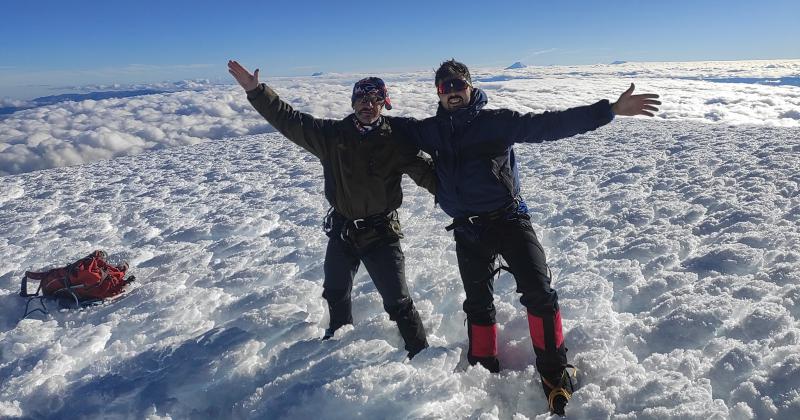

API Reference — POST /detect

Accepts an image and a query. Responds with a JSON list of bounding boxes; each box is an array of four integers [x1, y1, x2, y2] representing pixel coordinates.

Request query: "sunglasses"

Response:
[[437, 78, 471, 94], [354, 94, 385, 105]]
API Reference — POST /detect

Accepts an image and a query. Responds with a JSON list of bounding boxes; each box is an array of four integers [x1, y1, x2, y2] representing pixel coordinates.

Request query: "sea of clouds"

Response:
[[1, 60, 799, 176]]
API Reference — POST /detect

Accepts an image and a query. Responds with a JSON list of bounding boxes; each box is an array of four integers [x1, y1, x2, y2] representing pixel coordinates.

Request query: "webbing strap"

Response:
[[20, 274, 32, 297], [445, 199, 522, 231], [344, 210, 396, 231], [22, 296, 49, 319], [54, 287, 81, 309]]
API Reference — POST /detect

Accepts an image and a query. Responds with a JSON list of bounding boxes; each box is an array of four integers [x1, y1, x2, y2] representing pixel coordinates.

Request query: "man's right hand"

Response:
[[228, 60, 260, 91]]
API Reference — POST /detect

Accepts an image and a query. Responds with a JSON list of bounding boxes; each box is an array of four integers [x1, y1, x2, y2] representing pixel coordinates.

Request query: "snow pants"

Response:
[[322, 234, 428, 356], [453, 215, 568, 380]]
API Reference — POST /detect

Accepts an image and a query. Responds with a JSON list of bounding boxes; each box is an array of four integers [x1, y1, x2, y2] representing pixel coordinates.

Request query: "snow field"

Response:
[[1, 116, 799, 418]]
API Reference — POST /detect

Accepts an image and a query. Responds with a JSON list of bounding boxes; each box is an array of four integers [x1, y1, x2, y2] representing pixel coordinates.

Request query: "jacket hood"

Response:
[[436, 88, 488, 126]]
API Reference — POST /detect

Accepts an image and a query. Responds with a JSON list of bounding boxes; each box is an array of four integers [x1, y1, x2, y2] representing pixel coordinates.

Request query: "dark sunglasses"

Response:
[[354, 94, 385, 105], [437, 78, 471, 94]]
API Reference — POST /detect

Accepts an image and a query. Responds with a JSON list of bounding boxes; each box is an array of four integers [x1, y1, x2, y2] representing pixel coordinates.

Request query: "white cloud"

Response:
[[0, 98, 31, 108], [1, 59, 799, 176]]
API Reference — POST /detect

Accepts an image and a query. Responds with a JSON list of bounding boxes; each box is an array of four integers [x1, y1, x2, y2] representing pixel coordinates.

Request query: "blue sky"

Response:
[[2, 0, 799, 99]]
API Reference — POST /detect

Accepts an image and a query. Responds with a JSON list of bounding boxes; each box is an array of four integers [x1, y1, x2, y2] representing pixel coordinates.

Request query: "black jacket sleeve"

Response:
[[501, 99, 615, 146], [385, 116, 436, 154], [247, 83, 335, 159], [399, 147, 437, 195]]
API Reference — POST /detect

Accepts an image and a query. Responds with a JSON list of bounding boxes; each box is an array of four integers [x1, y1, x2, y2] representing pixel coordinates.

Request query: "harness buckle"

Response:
[[467, 215, 479, 224], [323, 207, 336, 234], [352, 219, 366, 230]]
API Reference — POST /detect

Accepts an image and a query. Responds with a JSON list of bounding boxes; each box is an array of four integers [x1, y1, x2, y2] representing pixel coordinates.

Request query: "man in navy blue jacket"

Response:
[[390, 59, 660, 415]]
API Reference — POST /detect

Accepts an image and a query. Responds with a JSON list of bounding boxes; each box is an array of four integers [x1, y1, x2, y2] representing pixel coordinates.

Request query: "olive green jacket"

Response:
[[247, 84, 436, 220]]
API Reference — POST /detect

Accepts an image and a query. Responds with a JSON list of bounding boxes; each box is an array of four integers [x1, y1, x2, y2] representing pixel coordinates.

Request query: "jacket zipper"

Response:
[[449, 115, 464, 209]]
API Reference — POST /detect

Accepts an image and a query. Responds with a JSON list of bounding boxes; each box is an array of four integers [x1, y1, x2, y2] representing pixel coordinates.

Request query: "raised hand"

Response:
[[228, 60, 260, 91], [611, 83, 661, 117]]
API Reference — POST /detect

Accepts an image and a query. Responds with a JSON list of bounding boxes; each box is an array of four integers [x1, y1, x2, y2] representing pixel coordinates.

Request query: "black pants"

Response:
[[454, 215, 567, 379], [322, 235, 428, 355]]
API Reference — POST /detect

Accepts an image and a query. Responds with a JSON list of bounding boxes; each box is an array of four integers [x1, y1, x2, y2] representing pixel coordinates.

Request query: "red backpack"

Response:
[[20, 250, 135, 317]]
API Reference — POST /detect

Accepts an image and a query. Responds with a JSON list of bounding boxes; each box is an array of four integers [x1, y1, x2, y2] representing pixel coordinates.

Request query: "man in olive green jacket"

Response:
[[228, 60, 435, 358]]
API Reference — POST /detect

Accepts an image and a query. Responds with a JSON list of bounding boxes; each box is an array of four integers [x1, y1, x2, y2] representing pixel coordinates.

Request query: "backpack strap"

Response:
[[20, 272, 49, 318], [19, 272, 43, 298], [20, 273, 29, 297], [22, 296, 49, 319]]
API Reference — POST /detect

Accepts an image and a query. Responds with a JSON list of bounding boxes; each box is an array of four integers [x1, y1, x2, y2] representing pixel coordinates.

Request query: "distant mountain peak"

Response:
[[610, 60, 627, 65], [505, 62, 526, 69]]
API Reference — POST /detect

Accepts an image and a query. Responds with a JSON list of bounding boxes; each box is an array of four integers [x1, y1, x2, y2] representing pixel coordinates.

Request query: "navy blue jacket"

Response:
[[389, 89, 614, 218]]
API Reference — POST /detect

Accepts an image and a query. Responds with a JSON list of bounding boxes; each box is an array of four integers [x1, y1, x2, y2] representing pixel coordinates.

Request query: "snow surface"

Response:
[[1, 60, 800, 419]]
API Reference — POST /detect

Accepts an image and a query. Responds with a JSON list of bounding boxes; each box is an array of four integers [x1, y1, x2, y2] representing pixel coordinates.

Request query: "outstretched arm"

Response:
[[611, 83, 661, 117], [507, 83, 661, 145], [228, 60, 332, 159]]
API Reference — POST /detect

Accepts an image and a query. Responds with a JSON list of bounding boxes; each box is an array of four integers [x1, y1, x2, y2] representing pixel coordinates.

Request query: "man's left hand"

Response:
[[611, 83, 661, 117]]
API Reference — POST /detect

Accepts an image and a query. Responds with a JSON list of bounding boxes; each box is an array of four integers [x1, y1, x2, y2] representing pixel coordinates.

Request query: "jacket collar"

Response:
[[345, 114, 391, 137]]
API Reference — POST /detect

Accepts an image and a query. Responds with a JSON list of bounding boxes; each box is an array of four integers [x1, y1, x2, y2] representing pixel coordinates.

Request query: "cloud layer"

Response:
[[1, 59, 799, 176]]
